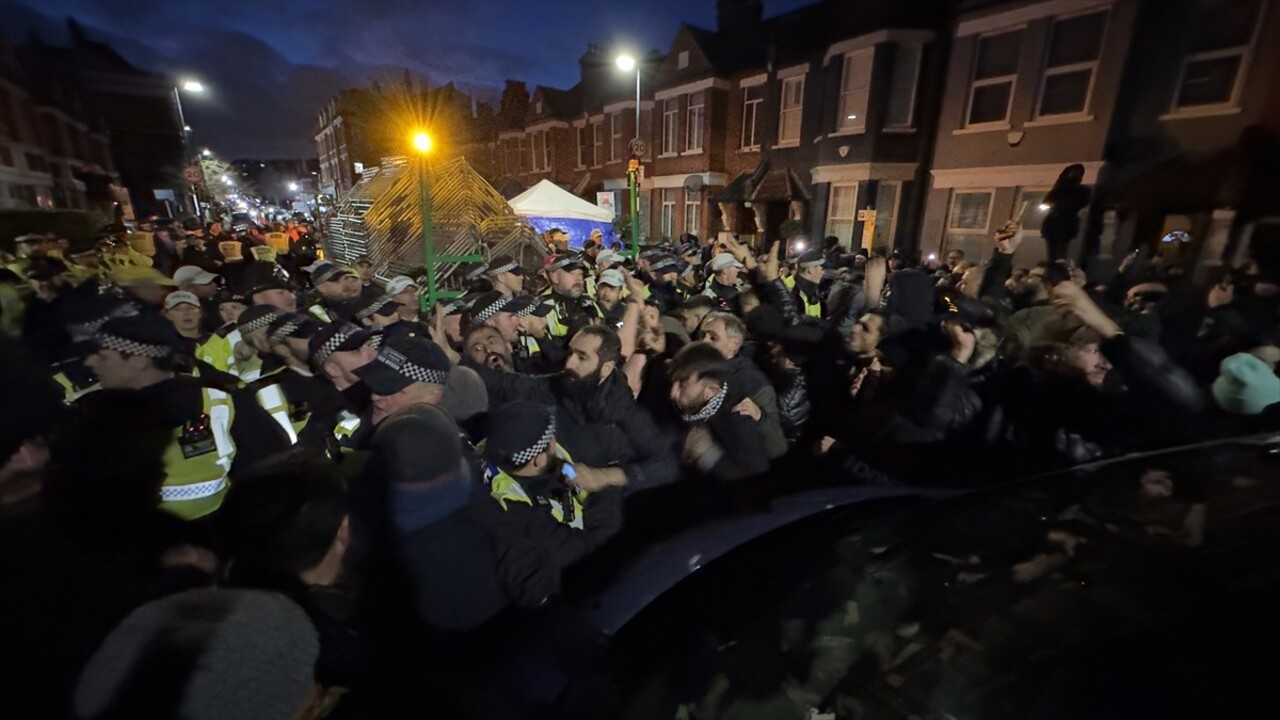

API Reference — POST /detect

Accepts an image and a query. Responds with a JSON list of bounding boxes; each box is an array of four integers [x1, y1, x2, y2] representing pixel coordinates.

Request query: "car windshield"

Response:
[[610, 434, 1280, 720]]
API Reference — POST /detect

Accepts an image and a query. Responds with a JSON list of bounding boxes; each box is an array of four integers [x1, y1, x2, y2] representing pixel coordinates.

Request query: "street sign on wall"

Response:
[[596, 191, 616, 218], [858, 207, 877, 249]]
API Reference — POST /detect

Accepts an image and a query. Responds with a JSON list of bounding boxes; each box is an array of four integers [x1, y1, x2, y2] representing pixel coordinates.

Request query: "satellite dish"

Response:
[[684, 175, 705, 192]]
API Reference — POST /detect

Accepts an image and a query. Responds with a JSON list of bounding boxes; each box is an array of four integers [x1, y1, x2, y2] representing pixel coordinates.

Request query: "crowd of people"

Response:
[[2, 213, 1279, 718]]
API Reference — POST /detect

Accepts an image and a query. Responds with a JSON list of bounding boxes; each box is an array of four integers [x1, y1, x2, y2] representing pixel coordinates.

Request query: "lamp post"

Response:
[[411, 130, 483, 312], [175, 80, 206, 218], [617, 54, 642, 258]]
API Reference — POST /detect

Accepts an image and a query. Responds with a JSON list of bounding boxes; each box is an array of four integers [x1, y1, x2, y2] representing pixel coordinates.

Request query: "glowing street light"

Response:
[[182, 80, 205, 93], [616, 53, 642, 257], [411, 132, 433, 154], [201, 148, 212, 157], [288, 182, 299, 192]]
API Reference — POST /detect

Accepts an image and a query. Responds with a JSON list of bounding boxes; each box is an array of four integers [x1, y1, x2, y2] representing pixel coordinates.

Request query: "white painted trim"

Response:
[[777, 63, 809, 80], [603, 99, 655, 113], [647, 172, 729, 189], [1024, 113, 1095, 127], [739, 73, 767, 88], [930, 161, 1103, 189], [823, 29, 936, 65], [527, 119, 569, 132], [951, 122, 1011, 135], [1033, 7, 1109, 120], [572, 119, 587, 128], [654, 77, 728, 100], [1159, 106, 1244, 121], [957, 0, 1113, 37], [811, 163, 918, 184]]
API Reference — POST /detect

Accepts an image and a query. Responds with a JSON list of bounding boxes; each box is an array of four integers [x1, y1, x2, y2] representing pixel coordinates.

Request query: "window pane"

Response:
[[839, 49, 873, 131], [829, 184, 857, 219], [949, 192, 991, 230], [1047, 11, 1107, 67], [1178, 55, 1242, 106], [872, 183, 898, 248], [884, 44, 921, 127], [1040, 68, 1092, 115], [1190, 0, 1262, 52], [741, 99, 759, 148], [1018, 189, 1049, 232], [826, 219, 854, 245], [968, 82, 1012, 124], [975, 30, 1022, 80]]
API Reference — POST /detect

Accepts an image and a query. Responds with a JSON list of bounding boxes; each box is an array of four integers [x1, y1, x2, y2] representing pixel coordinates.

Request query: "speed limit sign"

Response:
[[629, 138, 647, 158]]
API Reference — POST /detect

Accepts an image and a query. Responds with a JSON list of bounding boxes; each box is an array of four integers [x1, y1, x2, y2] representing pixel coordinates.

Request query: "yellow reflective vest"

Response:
[[159, 387, 235, 520], [480, 445, 585, 529], [196, 328, 237, 375]]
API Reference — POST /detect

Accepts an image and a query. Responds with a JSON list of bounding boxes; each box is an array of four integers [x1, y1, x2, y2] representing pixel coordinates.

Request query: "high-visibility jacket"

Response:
[[515, 334, 541, 360], [334, 410, 362, 444], [196, 326, 237, 375], [791, 278, 823, 318], [480, 444, 585, 529], [52, 371, 99, 405], [540, 290, 601, 339], [308, 303, 333, 323], [159, 386, 235, 520], [247, 369, 304, 445]]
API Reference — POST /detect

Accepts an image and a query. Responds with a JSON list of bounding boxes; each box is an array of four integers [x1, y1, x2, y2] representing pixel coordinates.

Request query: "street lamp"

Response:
[[616, 54, 641, 258], [202, 148, 212, 157], [182, 80, 205, 93], [409, 130, 482, 311], [288, 182, 299, 192]]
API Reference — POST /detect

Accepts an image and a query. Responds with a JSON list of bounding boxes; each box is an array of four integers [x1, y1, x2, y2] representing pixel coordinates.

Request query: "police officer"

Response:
[[244, 313, 343, 453], [787, 249, 826, 319], [645, 255, 685, 313], [197, 289, 248, 377], [540, 252, 600, 344], [52, 287, 141, 404], [73, 313, 286, 520], [703, 252, 748, 310], [306, 261, 363, 321], [480, 400, 622, 604], [233, 304, 287, 381], [351, 292, 430, 340], [483, 255, 525, 296], [308, 321, 381, 446]]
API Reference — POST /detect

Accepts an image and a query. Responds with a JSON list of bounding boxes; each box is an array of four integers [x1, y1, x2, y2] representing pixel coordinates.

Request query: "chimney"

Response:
[[717, 0, 764, 36]]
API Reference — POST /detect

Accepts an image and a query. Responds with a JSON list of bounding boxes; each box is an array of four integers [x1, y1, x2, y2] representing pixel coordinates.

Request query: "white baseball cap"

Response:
[[163, 290, 201, 310], [597, 269, 624, 287], [597, 249, 624, 265], [173, 265, 219, 286], [708, 253, 744, 272], [384, 275, 418, 295]]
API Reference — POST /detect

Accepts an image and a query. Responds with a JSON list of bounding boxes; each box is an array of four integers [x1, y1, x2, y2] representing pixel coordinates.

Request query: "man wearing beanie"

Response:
[[351, 335, 511, 633], [73, 589, 323, 720], [1212, 352, 1280, 416], [66, 314, 288, 519]]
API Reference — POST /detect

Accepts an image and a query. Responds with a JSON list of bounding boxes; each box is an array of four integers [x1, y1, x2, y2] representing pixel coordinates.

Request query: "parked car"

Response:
[[491, 433, 1280, 719]]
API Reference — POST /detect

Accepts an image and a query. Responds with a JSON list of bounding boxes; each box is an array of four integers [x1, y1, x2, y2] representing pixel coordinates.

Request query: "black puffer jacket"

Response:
[[774, 366, 811, 443], [913, 333, 1204, 475], [475, 367, 679, 492]]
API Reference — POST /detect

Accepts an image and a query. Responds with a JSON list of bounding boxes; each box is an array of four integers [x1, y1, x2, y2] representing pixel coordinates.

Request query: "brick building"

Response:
[[0, 31, 120, 214]]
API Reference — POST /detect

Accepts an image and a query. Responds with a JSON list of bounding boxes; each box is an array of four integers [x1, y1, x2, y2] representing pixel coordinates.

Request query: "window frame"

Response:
[[825, 181, 860, 247], [965, 28, 1023, 128], [741, 85, 763, 150], [947, 189, 996, 234], [871, 181, 903, 249], [884, 43, 924, 130], [1015, 187, 1052, 237], [661, 98, 679, 156], [591, 121, 604, 168], [686, 91, 705, 153], [684, 190, 700, 236], [660, 188, 677, 238], [1034, 9, 1109, 119], [836, 48, 873, 134], [777, 75, 805, 146], [610, 112, 623, 163], [1169, 0, 1267, 114], [576, 126, 588, 169]]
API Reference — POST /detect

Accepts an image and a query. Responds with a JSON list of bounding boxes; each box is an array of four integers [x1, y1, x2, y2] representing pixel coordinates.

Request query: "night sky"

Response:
[[7, 0, 811, 159]]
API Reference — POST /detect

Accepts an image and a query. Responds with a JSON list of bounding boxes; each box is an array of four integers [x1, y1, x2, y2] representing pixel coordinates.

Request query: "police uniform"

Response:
[[540, 253, 601, 340], [308, 321, 383, 448], [230, 305, 285, 381], [790, 250, 825, 319], [247, 313, 345, 453], [75, 315, 287, 520]]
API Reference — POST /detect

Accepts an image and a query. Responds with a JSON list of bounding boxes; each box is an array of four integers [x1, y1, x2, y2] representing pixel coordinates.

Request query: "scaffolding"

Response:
[[326, 156, 543, 295]]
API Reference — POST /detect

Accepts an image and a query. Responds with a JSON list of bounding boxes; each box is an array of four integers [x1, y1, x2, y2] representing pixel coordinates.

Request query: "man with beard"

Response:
[[467, 292, 552, 373], [471, 324, 676, 494], [702, 252, 749, 311], [540, 253, 601, 346], [595, 269, 627, 327], [668, 342, 770, 482], [306, 262, 364, 321]]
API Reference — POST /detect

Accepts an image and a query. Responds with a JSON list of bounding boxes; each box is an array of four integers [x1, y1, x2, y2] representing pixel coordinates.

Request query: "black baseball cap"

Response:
[[483, 400, 557, 469], [469, 291, 521, 324], [352, 292, 401, 321], [308, 322, 375, 366], [266, 313, 323, 344], [92, 314, 180, 359], [505, 295, 554, 318], [355, 334, 450, 395], [236, 304, 286, 334], [484, 255, 522, 277]]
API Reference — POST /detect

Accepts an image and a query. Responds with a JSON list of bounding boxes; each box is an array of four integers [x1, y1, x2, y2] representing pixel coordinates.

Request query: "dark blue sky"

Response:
[[13, 0, 811, 158]]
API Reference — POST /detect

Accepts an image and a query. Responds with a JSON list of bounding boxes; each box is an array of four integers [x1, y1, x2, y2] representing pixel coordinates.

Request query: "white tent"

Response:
[[507, 179, 613, 222]]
